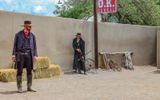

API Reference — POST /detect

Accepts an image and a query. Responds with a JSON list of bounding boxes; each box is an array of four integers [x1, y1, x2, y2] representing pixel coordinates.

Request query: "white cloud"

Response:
[[0, 0, 12, 3], [34, 5, 46, 13], [0, 0, 63, 16], [31, 0, 67, 5], [31, 0, 54, 4], [0, 8, 4, 10], [54, 0, 68, 4]]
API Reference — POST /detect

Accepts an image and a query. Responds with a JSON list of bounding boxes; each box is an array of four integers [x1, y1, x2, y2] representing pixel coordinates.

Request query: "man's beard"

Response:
[[27, 29, 31, 32]]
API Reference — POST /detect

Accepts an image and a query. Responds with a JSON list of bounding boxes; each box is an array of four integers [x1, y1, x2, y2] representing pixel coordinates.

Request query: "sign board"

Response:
[[97, 0, 117, 13]]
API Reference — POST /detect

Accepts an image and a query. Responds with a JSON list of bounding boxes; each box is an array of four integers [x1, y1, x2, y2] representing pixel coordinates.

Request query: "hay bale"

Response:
[[33, 64, 61, 79], [49, 64, 61, 76], [33, 68, 52, 79], [0, 56, 61, 82], [34, 57, 50, 69], [0, 69, 16, 82], [0, 67, 54, 82], [0, 69, 28, 82], [0, 65, 61, 82]]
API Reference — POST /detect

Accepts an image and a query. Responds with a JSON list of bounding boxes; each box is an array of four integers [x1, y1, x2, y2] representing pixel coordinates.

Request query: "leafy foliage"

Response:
[[108, 0, 160, 26], [54, 0, 93, 19], [54, 0, 160, 26]]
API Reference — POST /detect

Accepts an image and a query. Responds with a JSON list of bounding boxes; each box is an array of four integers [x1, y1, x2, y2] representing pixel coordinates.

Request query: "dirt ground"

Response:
[[0, 66, 160, 100]]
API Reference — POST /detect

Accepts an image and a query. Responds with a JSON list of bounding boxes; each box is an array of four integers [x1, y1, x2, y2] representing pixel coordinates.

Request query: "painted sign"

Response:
[[97, 0, 117, 13]]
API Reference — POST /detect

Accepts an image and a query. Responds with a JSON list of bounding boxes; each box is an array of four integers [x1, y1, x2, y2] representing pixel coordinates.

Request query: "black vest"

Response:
[[21, 34, 31, 51]]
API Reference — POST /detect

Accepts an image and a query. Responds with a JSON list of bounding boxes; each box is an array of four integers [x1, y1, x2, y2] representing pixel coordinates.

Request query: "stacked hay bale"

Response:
[[0, 57, 61, 82], [34, 57, 51, 79], [49, 64, 61, 76], [0, 69, 27, 82], [0, 69, 16, 82]]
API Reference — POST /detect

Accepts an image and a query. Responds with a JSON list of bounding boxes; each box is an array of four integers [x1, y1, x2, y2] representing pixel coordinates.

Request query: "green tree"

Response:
[[54, 0, 160, 26], [54, 0, 93, 19], [105, 0, 160, 25]]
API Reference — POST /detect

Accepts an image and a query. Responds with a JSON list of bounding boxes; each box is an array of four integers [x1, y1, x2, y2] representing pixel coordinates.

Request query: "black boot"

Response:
[[17, 76, 23, 93], [83, 68, 87, 75], [73, 68, 78, 73], [27, 75, 36, 92], [27, 86, 36, 92], [78, 69, 82, 74], [84, 71, 87, 75]]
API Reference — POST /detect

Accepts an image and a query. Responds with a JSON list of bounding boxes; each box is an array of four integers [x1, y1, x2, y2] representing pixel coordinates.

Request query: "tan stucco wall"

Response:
[[0, 11, 158, 70], [99, 23, 157, 65]]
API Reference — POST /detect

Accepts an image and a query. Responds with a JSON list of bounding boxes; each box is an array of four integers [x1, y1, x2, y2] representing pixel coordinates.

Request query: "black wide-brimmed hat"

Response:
[[24, 20, 31, 24], [21, 20, 32, 26], [76, 33, 81, 36]]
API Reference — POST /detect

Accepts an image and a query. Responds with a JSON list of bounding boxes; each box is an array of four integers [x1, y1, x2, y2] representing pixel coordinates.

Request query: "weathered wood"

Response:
[[99, 51, 133, 71], [157, 31, 160, 69]]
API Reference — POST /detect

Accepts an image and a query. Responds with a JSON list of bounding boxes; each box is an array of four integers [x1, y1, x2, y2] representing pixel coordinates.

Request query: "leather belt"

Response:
[[20, 52, 30, 55]]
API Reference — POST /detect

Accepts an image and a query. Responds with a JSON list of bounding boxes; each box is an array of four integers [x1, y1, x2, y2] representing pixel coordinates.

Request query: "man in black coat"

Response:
[[12, 20, 37, 93], [72, 33, 86, 74]]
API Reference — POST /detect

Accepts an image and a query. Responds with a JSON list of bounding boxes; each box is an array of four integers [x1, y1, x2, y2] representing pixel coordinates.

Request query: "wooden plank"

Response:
[[157, 31, 160, 69]]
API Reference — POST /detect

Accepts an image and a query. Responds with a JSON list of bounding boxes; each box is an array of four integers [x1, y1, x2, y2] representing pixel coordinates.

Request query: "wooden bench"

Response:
[[99, 51, 133, 71]]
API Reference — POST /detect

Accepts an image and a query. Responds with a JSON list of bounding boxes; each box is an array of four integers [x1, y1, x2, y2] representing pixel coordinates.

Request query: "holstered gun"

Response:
[[77, 50, 85, 63], [12, 61, 17, 69]]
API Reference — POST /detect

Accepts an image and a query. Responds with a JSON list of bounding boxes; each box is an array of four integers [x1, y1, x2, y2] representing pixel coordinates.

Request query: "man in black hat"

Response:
[[12, 20, 37, 93], [72, 33, 86, 74]]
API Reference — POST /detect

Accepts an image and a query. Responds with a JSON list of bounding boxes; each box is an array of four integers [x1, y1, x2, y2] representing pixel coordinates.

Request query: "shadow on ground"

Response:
[[0, 90, 27, 95], [63, 70, 78, 75], [152, 69, 160, 74], [64, 70, 98, 75]]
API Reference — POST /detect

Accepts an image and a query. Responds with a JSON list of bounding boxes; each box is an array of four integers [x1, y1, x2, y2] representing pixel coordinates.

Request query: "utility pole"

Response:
[[93, 0, 98, 69]]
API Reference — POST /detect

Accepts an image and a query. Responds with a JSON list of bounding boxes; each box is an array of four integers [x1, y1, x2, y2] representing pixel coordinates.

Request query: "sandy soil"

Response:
[[0, 66, 160, 100]]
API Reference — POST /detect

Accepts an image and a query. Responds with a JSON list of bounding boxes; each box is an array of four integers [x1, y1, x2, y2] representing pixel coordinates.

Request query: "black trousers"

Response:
[[17, 53, 33, 86], [74, 54, 86, 72], [77, 60, 86, 73]]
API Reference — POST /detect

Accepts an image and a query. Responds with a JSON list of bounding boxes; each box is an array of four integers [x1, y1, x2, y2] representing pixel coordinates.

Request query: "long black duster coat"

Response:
[[72, 38, 85, 70]]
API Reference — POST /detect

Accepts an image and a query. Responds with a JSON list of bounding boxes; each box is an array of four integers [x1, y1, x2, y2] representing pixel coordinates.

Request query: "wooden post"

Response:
[[93, 0, 98, 69]]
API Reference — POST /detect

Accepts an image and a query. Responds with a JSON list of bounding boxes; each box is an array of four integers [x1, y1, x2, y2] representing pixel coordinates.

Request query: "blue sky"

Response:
[[0, 0, 61, 16]]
